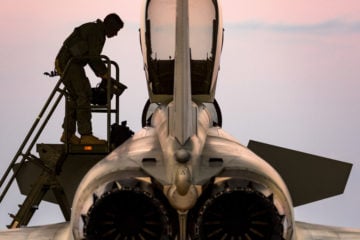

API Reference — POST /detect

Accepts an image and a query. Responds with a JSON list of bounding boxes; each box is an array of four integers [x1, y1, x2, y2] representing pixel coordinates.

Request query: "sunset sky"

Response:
[[1, 0, 360, 230]]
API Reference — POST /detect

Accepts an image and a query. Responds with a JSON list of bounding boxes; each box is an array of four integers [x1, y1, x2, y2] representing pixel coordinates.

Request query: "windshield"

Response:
[[147, 0, 216, 60]]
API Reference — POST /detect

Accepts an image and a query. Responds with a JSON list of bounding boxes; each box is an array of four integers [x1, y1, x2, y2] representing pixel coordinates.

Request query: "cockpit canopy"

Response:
[[140, 0, 223, 103]]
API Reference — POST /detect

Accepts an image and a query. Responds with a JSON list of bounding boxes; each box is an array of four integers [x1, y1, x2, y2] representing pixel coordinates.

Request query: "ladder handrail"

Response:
[[111, 60, 120, 125], [0, 79, 65, 203], [0, 55, 121, 204]]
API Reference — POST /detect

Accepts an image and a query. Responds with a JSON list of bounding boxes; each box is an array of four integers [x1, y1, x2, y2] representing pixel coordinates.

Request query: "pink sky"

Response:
[[223, 0, 360, 23], [3, 0, 360, 26]]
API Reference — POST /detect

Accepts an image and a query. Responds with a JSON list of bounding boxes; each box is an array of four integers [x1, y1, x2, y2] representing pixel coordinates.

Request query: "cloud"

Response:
[[226, 19, 360, 35]]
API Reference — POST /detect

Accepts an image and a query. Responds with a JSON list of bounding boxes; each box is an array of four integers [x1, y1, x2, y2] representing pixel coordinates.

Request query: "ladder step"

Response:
[[91, 109, 118, 113]]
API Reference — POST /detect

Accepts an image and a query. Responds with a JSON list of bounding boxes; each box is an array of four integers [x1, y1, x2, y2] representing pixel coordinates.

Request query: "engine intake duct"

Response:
[[83, 179, 176, 240], [194, 179, 285, 240]]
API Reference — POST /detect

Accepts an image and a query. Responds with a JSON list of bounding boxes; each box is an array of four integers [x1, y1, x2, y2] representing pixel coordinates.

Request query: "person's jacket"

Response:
[[56, 19, 107, 77]]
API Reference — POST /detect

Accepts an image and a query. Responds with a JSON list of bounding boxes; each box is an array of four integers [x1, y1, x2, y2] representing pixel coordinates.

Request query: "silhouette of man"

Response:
[[55, 13, 123, 144]]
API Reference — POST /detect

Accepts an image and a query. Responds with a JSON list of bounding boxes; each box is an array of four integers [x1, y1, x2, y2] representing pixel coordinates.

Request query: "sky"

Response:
[[1, 0, 360, 231]]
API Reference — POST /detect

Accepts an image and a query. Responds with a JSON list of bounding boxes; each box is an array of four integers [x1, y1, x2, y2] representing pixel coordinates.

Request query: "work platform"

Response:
[[15, 144, 107, 205], [10, 143, 108, 228]]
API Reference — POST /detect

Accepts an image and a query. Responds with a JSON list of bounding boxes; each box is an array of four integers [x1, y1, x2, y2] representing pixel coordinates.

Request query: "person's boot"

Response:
[[80, 134, 106, 144], [60, 133, 80, 144]]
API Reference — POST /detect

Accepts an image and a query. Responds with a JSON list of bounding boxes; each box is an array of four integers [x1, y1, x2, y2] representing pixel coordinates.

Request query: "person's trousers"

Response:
[[62, 63, 92, 135]]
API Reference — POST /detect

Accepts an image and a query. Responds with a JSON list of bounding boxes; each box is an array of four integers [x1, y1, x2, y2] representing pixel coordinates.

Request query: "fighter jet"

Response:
[[1, 0, 360, 239]]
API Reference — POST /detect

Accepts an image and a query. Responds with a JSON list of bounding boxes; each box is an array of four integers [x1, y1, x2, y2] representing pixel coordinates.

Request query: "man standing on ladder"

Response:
[[55, 13, 124, 144]]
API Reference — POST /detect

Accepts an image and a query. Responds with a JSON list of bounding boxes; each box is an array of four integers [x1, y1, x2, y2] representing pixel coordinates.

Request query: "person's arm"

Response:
[[87, 33, 108, 78]]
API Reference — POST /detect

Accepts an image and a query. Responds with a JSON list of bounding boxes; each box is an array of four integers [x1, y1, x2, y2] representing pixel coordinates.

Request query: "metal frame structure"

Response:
[[0, 55, 122, 228]]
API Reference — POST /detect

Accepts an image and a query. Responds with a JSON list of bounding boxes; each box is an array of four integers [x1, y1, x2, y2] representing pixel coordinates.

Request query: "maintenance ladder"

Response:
[[0, 55, 125, 228]]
